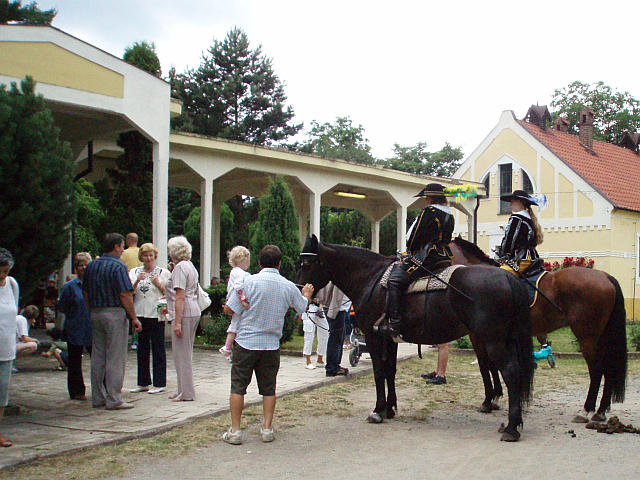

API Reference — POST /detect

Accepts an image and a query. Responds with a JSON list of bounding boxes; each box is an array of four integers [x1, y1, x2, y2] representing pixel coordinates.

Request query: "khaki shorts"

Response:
[[230, 343, 280, 396]]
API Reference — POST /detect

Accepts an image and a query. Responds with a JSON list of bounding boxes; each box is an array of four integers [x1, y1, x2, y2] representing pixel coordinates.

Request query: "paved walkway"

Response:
[[1, 343, 417, 469]]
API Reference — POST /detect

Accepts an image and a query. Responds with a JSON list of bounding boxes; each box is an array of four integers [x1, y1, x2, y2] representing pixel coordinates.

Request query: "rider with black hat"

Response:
[[385, 183, 455, 338], [497, 189, 544, 276]]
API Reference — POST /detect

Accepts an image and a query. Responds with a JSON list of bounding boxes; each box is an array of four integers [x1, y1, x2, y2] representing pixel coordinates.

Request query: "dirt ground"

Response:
[[109, 359, 640, 480]]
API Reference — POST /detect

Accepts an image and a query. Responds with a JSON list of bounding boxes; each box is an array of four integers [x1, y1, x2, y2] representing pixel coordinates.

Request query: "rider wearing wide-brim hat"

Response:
[[385, 183, 455, 338], [497, 189, 544, 276]]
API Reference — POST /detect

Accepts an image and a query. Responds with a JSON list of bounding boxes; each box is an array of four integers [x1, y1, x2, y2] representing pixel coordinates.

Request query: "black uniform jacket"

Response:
[[406, 205, 455, 254], [498, 212, 539, 262]]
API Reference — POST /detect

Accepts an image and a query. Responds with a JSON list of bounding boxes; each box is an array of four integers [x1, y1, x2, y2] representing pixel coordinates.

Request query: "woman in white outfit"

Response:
[[302, 300, 328, 369]]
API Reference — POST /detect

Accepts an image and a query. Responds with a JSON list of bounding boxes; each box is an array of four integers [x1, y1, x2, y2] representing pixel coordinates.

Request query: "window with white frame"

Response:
[[522, 169, 534, 194], [499, 164, 512, 214]]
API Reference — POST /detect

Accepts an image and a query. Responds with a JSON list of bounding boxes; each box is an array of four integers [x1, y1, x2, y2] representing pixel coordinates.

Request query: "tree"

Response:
[[73, 178, 105, 257], [172, 27, 301, 144], [296, 116, 375, 164], [123, 41, 161, 77], [0, 0, 56, 24], [168, 187, 200, 237], [250, 176, 299, 279], [550, 81, 640, 144], [182, 203, 235, 272], [0, 76, 74, 299], [381, 142, 463, 177]]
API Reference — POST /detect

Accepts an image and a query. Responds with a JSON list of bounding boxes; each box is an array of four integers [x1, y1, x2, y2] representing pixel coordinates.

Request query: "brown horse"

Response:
[[450, 237, 627, 422]]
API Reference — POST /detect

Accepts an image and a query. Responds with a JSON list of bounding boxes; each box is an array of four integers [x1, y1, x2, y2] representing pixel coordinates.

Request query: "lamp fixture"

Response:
[[333, 191, 366, 199]]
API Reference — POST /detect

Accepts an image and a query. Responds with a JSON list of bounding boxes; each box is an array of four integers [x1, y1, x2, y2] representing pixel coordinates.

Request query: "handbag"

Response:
[[197, 284, 212, 312]]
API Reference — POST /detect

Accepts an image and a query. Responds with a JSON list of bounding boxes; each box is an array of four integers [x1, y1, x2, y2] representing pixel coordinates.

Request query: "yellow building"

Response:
[[454, 105, 640, 319]]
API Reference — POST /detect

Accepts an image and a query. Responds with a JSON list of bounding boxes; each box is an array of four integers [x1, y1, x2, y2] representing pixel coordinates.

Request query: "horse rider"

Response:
[[385, 183, 455, 338], [497, 189, 544, 277]]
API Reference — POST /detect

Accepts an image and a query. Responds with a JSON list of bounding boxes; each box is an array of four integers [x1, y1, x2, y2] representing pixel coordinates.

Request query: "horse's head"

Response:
[[294, 235, 332, 293]]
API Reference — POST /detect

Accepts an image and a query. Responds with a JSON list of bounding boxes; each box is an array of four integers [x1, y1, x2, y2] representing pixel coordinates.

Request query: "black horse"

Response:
[[295, 235, 535, 442]]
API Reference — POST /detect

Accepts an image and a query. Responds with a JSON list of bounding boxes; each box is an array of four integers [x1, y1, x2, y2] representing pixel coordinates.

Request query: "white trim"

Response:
[[636, 233, 640, 284], [538, 250, 635, 259]]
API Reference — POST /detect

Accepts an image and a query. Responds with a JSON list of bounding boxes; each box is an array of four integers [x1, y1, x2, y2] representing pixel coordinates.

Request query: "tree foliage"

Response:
[[381, 142, 463, 177], [182, 203, 234, 272], [73, 178, 105, 257], [0, 0, 56, 24], [250, 176, 299, 279], [550, 81, 640, 144], [0, 77, 74, 300], [123, 41, 161, 77], [171, 27, 301, 144], [296, 116, 375, 164]]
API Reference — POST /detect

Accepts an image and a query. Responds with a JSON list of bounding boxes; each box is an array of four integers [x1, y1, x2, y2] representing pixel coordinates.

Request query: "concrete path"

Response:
[[1, 342, 418, 469]]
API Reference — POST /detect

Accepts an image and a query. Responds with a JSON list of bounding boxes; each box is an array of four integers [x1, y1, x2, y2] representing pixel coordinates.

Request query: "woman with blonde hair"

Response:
[[165, 236, 200, 401], [219, 246, 251, 361], [497, 190, 544, 276], [129, 243, 170, 394]]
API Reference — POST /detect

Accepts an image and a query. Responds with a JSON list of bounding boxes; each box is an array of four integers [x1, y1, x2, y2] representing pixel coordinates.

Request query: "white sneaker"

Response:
[[315, 362, 325, 368], [260, 427, 275, 443], [129, 386, 149, 393], [148, 387, 166, 394], [305, 363, 316, 370], [222, 427, 243, 445]]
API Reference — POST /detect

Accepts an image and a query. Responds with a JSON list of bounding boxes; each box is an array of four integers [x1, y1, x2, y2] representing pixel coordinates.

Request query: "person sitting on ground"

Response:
[[16, 305, 39, 358], [421, 342, 449, 385], [219, 246, 251, 361], [301, 298, 328, 369], [41, 328, 69, 371]]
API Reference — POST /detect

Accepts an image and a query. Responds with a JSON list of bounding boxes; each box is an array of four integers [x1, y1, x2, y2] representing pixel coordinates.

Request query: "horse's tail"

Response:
[[506, 273, 535, 406], [602, 274, 627, 403]]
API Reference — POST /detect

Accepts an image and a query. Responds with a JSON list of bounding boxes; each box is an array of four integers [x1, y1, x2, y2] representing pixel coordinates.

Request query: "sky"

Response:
[[36, 0, 640, 160]]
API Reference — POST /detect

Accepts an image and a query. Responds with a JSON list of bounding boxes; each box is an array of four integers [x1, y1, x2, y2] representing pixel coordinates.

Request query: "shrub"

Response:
[[454, 335, 471, 349], [205, 283, 228, 316], [201, 314, 229, 346], [281, 309, 297, 345], [629, 322, 640, 352], [544, 257, 594, 272]]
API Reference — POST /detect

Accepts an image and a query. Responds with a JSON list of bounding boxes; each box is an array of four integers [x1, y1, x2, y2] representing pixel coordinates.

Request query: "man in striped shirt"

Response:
[[83, 233, 141, 410]]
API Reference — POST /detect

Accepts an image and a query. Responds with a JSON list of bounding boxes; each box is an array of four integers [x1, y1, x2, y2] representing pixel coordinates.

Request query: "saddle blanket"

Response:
[[380, 263, 464, 293], [523, 270, 548, 308]]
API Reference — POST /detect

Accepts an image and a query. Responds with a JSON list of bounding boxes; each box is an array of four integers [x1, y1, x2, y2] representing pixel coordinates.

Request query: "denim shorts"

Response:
[[230, 343, 280, 396], [0, 360, 12, 407]]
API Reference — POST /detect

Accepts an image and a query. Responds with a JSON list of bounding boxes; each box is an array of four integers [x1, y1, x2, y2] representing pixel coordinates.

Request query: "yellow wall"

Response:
[[558, 174, 573, 218], [539, 156, 555, 219], [577, 191, 593, 217], [0, 41, 124, 97]]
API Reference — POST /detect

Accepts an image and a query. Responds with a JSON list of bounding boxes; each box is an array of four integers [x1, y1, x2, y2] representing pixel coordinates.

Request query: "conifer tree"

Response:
[[250, 176, 299, 279], [0, 77, 74, 299], [0, 0, 56, 24]]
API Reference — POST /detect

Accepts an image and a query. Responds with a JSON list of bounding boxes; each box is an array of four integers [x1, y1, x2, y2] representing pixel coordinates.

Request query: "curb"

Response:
[[449, 348, 640, 360]]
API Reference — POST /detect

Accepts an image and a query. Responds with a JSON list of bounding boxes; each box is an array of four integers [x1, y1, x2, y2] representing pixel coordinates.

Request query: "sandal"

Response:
[[54, 365, 66, 371], [421, 371, 437, 379], [0, 434, 12, 448]]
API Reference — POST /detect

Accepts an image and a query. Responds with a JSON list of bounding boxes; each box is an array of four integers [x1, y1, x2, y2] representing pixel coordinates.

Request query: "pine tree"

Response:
[[0, 76, 74, 299], [250, 176, 299, 279], [0, 0, 56, 24], [172, 27, 301, 144]]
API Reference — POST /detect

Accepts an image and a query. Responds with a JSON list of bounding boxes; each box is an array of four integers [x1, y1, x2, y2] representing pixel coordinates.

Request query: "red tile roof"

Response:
[[519, 120, 640, 212]]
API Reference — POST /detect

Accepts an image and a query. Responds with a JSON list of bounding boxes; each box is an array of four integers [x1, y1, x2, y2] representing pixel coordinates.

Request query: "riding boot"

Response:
[[386, 287, 403, 337]]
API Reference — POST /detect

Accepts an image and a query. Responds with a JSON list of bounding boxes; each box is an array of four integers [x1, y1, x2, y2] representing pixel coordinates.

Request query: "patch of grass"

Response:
[[4, 351, 639, 480]]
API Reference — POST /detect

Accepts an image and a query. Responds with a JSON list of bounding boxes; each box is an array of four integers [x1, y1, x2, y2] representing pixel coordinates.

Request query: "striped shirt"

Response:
[[82, 254, 133, 308], [226, 267, 308, 350]]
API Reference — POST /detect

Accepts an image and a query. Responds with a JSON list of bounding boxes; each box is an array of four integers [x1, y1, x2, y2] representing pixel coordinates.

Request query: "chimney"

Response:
[[525, 105, 551, 130], [554, 116, 569, 133], [578, 106, 594, 150], [620, 132, 640, 153]]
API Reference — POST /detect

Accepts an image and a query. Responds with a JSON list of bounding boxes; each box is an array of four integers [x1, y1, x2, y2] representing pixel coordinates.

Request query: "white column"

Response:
[[371, 220, 380, 253], [212, 201, 221, 280], [309, 191, 321, 241], [298, 194, 309, 244], [467, 211, 475, 243], [152, 141, 169, 267], [199, 177, 213, 287], [396, 205, 407, 253]]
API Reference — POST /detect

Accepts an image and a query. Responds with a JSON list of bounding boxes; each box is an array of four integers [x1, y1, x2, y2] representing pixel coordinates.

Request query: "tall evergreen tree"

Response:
[[123, 40, 162, 77], [0, 0, 56, 24], [250, 176, 299, 279], [172, 27, 301, 144], [73, 178, 105, 257], [0, 77, 74, 299], [182, 203, 235, 272]]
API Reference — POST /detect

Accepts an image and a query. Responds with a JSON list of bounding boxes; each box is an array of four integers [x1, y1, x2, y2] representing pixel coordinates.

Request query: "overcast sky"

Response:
[[37, 0, 640, 159]]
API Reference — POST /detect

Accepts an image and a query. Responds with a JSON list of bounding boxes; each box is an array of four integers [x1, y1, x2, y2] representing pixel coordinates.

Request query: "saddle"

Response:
[[380, 263, 463, 293], [520, 259, 548, 308]]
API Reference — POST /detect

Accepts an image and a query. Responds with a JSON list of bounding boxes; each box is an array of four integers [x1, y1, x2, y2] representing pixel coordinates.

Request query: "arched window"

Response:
[[482, 174, 490, 199], [499, 164, 512, 214], [522, 170, 533, 194]]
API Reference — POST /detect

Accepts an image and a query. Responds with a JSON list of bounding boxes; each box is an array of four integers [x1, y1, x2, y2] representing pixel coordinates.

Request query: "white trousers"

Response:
[[302, 310, 329, 357]]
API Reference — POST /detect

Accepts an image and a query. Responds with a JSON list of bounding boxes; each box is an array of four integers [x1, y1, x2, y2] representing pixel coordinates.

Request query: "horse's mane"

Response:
[[453, 237, 499, 266], [323, 242, 395, 266]]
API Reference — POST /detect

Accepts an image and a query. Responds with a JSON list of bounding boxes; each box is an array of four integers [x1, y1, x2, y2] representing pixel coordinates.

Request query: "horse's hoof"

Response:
[[500, 431, 520, 442], [385, 408, 396, 420], [498, 423, 506, 433], [591, 412, 606, 422], [367, 412, 383, 424], [478, 405, 492, 414], [572, 415, 589, 424], [491, 402, 501, 411]]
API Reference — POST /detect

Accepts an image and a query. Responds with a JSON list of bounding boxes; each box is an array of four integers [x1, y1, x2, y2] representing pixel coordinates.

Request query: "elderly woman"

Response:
[[0, 248, 19, 447], [129, 243, 170, 394], [166, 236, 200, 401], [58, 252, 93, 400]]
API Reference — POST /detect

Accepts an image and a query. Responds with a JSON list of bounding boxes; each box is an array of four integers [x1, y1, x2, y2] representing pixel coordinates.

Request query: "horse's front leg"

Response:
[[471, 335, 501, 413], [365, 332, 387, 423], [383, 337, 399, 419]]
